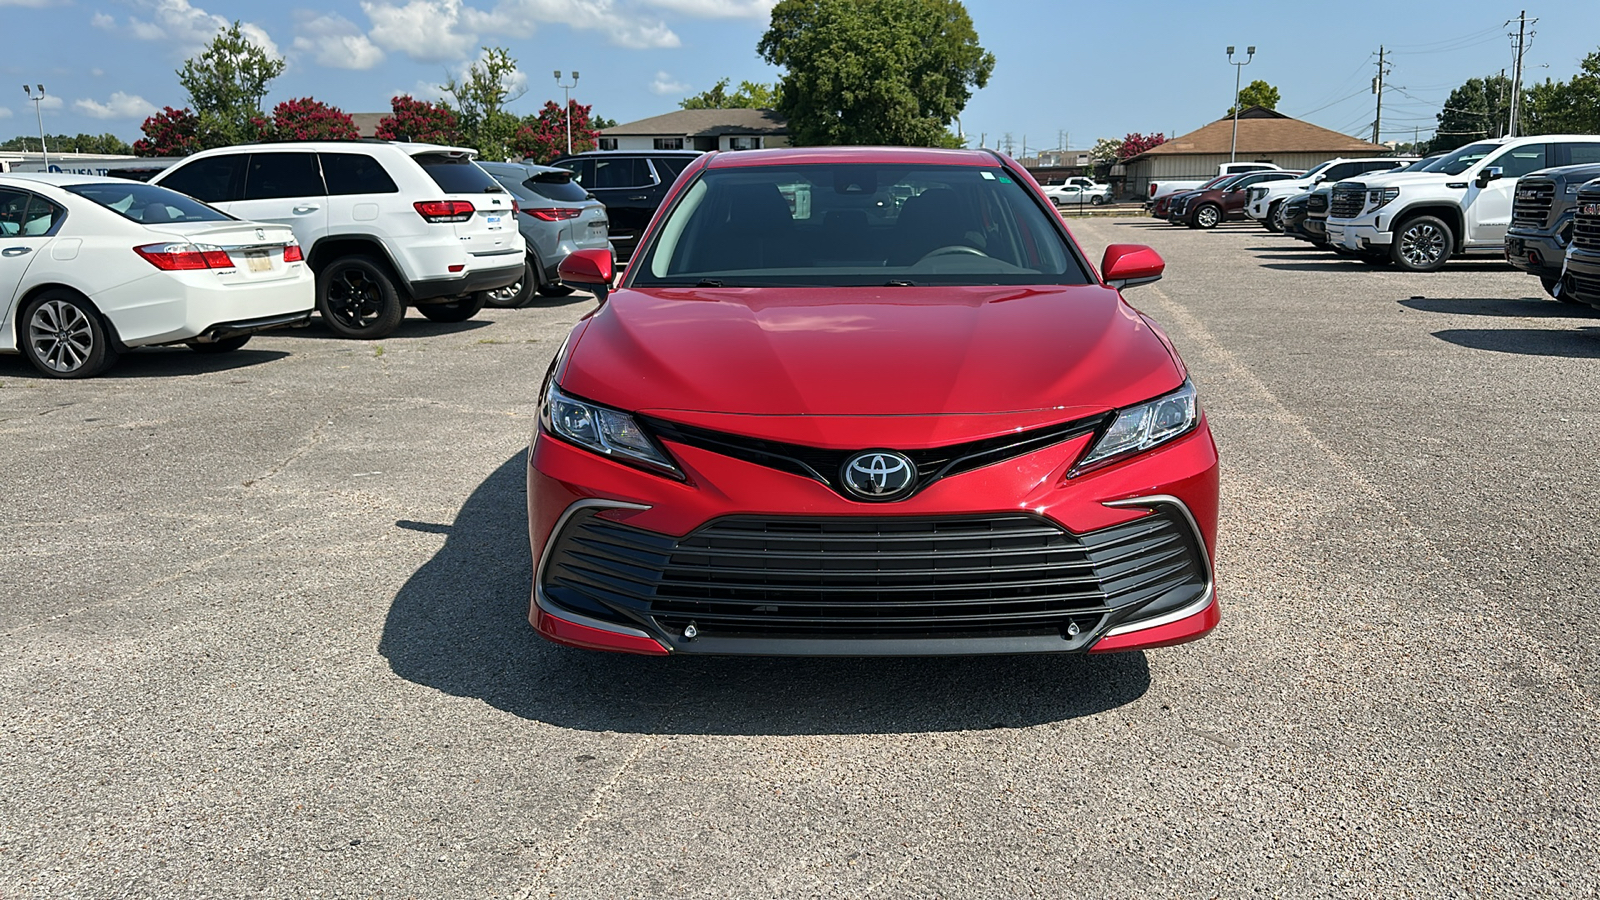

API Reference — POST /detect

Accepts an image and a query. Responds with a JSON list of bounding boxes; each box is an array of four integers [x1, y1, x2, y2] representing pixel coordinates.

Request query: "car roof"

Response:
[[480, 160, 571, 176], [0, 173, 124, 187], [553, 149, 703, 159], [704, 146, 1002, 169], [188, 140, 478, 156]]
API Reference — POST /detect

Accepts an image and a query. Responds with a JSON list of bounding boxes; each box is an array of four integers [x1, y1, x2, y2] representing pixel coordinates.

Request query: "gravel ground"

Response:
[[2, 218, 1597, 899]]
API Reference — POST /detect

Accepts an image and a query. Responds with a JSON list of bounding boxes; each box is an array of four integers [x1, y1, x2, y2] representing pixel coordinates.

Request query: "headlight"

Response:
[[1073, 380, 1199, 475], [1368, 187, 1400, 210], [540, 382, 681, 477]]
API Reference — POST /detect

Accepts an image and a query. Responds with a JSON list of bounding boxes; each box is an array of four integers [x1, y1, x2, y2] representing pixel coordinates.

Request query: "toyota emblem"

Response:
[[840, 450, 916, 501]]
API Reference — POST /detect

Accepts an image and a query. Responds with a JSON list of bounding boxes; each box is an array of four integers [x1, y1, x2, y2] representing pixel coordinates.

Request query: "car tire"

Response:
[[1540, 276, 1580, 304], [185, 335, 252, 353], [417, 294, 486, 323], [1090, 195, 1106, 206], [1390, 215, 1453, 272], [317, 255, 405, 340], [481, 258, 536, 309], [20, 290, 120, 379], [1264, 202, 1285, 233], [1193, 203, 1222, 229], [537, 284, 576, 298]]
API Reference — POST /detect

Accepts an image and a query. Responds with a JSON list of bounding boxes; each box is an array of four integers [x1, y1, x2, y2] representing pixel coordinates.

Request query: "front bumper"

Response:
[[1329, 219, 1388, 251], [1564, 249, 1600, 308], [527, 416, 1220, 656], [1504, 229, 1568, 280]]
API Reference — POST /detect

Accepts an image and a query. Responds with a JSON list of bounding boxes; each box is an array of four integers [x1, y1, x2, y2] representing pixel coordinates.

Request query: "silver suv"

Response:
[[477, 161, 609, 307], [153, 142, 523, 338]]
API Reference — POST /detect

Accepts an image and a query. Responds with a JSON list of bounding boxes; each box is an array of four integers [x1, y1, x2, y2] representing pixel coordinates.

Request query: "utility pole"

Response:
[[1227, 45, 1255, 163], [1371, 46, 1387, 145], [1507, 10, 1534, 137], [554, 71, 579, 155]]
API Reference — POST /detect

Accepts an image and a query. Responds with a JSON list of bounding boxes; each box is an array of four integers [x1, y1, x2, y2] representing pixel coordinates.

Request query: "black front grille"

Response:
[[1569, 269, 1600, 302], [1512, 178, 1557, 229], [1307, 193, 1329, 214], [1329, 186, 1365, 219], [1170, 197, 1191, 216], [644, 413, 1107, 502], [1573, 191, 1600, 251], [543, 509, 1207, 641]]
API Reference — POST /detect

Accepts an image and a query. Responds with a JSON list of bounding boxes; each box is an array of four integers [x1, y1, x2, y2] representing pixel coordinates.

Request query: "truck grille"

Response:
[[1573, 189, 1600, 252], [1329, 186, 1366, 219], [543, 510, 1207, 640], [1512, 179, 1556, 229], [1170, 197, 1191, 216], [1307, 193, 1329, 214]]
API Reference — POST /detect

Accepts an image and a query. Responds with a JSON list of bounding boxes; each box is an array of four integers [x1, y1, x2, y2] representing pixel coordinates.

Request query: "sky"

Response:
[[2, 0, 1597, 152]]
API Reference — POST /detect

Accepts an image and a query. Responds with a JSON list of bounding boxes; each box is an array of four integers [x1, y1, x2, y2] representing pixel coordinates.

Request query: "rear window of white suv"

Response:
[[414, 153, 505, 195]]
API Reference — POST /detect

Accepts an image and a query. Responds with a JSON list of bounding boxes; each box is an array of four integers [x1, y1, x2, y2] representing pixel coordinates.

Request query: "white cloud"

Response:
[[637, 0, 772, 18], [650, 71, 688, 95], [74, 92, 159, 119], [292, 12, 386, 70], [106, 0, 280, 57], [0, 107, 12, 120], [91, 68, 105, 77], [37, 95, 64, 110], [361, 0, 478, 63], [359, 0, 677, 63]]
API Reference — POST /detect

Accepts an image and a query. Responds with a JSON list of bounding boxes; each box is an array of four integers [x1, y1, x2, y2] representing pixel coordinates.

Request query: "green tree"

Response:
[[444, 47, 526, 160], [2, 133, 132, 154], [1519, 48, 1600, 135], [1226, 80, 1281, 116], [1428, 74, 1512, 154], [178, 21, 285, 147], [758, 0, 994, 147], [679, 78, 783, 110]]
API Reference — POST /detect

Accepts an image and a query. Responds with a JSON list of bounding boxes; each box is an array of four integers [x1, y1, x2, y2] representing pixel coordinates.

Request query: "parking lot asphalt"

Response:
[[3, 219, 1598, 898]]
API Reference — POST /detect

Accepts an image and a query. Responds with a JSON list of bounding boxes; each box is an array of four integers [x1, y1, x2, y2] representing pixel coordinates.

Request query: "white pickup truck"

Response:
[[1147, 161, 1282, 206], [1324, 135, 1600, 271]]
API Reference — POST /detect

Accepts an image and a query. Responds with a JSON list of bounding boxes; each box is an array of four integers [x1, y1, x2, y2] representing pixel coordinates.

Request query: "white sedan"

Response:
[[1043, 182, 1112, 207], [0, 174, 313, 378]]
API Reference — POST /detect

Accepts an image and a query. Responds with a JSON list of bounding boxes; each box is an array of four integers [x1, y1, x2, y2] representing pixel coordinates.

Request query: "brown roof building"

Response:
[[1121, 107, 1388, 196], [599, 108, 789, 153]]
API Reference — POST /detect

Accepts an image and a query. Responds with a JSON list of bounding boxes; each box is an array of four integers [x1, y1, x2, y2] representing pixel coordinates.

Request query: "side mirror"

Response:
[[1101, 244, 1164, 290], [557, 248, 616, 302], [1476, 166, 1504, 188]]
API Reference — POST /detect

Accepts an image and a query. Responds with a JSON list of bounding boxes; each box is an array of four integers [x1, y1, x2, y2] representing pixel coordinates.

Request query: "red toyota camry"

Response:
[[528, 146, 1218, 656]]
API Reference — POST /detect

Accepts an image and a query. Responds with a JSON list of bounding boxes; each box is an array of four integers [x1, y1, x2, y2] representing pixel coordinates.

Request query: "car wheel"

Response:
[[1540, 276, 1580, 304], [537, 284, 576, 298], [417, 294, 486, 323], [185, 335, 252, 353], [481, 258, 536, 309], [20, 290, 119, 379], [1090, 195, 1106, 206], [317, 255, 404, 340], [1391, 216, 1453, 272], [1265, 202, 1286, 233], [1193, 203, 1222, 229]]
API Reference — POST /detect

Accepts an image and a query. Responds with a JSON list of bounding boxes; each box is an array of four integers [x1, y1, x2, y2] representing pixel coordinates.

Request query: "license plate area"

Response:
[[245, 251, 272, 273]]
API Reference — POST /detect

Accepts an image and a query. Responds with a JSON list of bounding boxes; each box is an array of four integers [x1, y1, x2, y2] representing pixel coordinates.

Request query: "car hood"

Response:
[[560, 284, 1184, 433], [1337, 171, 1455, 189]]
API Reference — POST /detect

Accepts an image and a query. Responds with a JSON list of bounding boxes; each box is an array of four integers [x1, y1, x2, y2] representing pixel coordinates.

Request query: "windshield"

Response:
[[1431, 142, 1499, 176], [64, 182, 231, 224], [630, 163, 1090, 288], [1299, 161, 1334, 181]]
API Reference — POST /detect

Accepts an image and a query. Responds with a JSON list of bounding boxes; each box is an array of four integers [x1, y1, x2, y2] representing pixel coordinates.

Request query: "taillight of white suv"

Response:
[[413, 200, 476, 223]]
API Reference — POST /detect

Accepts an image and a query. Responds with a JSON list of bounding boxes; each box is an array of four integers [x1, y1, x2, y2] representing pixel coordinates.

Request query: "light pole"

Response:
[[554, 71, 579, 155], [22, 84, 48, 170], [1226, 46, 1254, 164]]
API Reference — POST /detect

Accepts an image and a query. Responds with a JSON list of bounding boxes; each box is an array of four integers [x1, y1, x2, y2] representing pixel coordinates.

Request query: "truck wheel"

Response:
[[317, 255, 404, 339], [1265, 202, 1285, 233], [1391, 216, 1453, 272], [1540, 276, 1580, 304], [417, 294, 486, 323], [1193, 203, 1222, 229]]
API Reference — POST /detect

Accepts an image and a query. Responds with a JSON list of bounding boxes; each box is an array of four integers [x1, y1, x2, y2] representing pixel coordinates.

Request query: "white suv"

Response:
[[1245, 157, 1415, 232], [153, 142, 523, 338], [1323, 135, 1600, 271]]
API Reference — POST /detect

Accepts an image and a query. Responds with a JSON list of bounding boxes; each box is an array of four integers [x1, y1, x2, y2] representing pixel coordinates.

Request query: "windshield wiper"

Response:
[[884, 279, 916, 286], [695, 278, 724, 287]]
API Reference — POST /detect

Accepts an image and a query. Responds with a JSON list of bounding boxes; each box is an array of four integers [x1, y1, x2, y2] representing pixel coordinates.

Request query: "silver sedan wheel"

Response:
[[1195, 204, 1221, 228], [485, 278, 523, 304], [1398, 221, 1447, 268], [1270, 203, 1287, 231], [29, 299, 96, 374]]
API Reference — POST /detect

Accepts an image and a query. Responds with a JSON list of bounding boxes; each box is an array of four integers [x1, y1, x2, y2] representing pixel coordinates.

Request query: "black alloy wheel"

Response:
[[21, 291, 119, 378], [317, 256, 404, 339]]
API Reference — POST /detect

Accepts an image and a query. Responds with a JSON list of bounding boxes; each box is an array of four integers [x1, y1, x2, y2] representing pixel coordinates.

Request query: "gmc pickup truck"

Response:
[[1503, 162, 1600, 298], [1324, 135, 1600, 271]]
